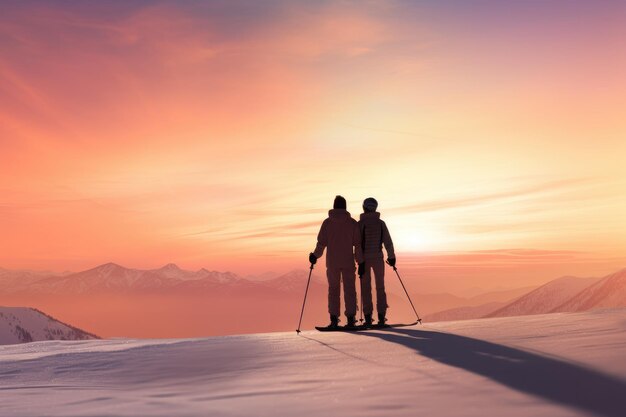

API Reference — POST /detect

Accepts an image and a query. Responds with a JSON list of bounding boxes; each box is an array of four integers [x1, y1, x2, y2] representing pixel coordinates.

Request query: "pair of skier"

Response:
[[309, 195, 395, 329]]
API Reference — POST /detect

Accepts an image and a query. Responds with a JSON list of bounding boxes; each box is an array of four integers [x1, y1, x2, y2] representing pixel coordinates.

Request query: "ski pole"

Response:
[[359, 275, 364, 324], [296, 264, 314, 334], [387, 262, 422, 324]]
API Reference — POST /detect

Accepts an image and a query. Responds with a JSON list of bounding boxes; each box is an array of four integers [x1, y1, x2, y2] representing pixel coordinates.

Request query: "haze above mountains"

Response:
[[1, 263, 625, 338]]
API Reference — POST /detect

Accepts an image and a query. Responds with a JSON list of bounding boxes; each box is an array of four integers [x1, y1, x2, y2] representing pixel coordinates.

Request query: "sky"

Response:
[[1, 1, 625, 290]]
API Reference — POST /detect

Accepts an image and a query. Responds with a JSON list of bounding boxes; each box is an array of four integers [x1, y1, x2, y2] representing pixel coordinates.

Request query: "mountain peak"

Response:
[[94, 262, 125, 271], [159, 263, 181, 271]]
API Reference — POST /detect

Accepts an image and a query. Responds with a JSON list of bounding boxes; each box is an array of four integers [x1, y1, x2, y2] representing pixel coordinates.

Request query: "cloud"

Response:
[[399, 249, 598, 268], [391, 178, 592, 215]]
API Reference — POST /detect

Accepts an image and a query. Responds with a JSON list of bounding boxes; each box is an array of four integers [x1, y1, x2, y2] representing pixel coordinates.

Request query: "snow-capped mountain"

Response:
[[2, 263, 254, 295], [0, 306, 99, 345], [0, 263, 329, 297], [554, 268, 626, 313], [26, 263, 170, 294], [485, 275, 601, 318], [425, 268, 626, 323], [261, 269, 324, 292], [150, 263, 191, 279]]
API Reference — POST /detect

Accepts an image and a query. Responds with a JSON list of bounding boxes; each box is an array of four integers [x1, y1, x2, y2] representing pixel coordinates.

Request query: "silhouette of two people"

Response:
[[309, 195, 395, 329]]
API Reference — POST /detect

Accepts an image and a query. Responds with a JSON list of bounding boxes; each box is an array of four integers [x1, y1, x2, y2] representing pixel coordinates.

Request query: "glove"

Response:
[[309, 252, 317, 265], [387, 258, 396, 267], [358, 262, 365, 277]]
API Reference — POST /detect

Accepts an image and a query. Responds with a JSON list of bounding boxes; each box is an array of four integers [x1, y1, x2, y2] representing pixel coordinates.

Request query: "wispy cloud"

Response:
[[391, 178, 592, 214]]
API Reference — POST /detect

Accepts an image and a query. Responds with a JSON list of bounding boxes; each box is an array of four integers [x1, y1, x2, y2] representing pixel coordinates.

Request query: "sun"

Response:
[[393, 225, 443, 252]]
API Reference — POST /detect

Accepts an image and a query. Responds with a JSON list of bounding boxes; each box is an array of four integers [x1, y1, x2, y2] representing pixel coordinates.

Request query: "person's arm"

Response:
[[313, 220, 328, 259], [382, 221, 396, 260]]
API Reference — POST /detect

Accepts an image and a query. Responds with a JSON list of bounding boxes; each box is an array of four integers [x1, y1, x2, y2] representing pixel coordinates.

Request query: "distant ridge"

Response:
[[424, 267, 626, 323], [554, 268, 626, 313], [486, 275, 600, 318], [424, 302, 507, 322]]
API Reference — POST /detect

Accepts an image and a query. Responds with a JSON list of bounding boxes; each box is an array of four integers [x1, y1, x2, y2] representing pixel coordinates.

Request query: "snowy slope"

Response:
[[1, 309, 625, 417], [486, 275, 599, 318], [554, 268, 626, 312], [0, 307, 99, 345]]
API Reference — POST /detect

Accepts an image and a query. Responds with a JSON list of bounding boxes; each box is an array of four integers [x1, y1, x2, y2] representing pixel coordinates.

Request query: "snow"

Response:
[[0, 307, 98, 345], [487, 275, 600, 318], [1, 309, 625, 417], [556, 269, 626, 312]]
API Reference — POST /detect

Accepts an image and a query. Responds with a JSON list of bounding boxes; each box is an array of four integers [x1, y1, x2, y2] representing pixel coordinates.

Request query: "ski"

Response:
[[314, 325, 368, 332], [315, 320, 420, 332], [368, 320, 420, 329]]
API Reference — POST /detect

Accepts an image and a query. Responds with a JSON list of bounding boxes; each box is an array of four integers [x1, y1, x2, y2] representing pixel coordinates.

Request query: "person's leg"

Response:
[[372, 258, 388, 319], [327, 268, 341, 318], [360, 261, 374, 315], [342, 266, 357, 319]]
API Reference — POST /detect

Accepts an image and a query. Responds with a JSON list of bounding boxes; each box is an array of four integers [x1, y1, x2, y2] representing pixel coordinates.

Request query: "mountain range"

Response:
[[426, 268, 626, 322], [3, 263, 625, 336]]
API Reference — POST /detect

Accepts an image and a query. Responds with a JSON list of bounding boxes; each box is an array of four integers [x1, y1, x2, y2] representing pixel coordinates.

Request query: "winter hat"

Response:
[[363, 197, 378, 212], [333, 195, 347, 209]]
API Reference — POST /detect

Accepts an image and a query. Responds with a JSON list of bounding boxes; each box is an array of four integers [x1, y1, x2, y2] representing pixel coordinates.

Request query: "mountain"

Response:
[[0, 306, 99, 345], [424, 286, 538, 322], [0, 264, 334, 338], [150, 263, 190, 279], [6, 263, 249, 295], [554, 268, 626, 313], [486, 275, 600, 318], [9, 263, 622, 337], [0, 268, 58, 292], [27, 263, 170, 294], [261, 269, 325, 292], [465, 286, 537, 306]]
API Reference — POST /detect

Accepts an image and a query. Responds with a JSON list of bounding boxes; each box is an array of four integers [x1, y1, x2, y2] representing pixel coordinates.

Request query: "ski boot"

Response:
[[364, 313, 373, 328], [327, 315, 340, 329], [377, 311, 388, 328], [345, 315, 357, 329]]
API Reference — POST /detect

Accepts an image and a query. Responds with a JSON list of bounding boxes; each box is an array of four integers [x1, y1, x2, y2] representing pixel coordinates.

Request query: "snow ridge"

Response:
[[0, 307, 99, 345]]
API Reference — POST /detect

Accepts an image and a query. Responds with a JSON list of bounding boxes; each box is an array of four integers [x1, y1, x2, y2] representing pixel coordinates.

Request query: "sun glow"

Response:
[[392, 225, 446, 253], [0, 2, 625, 275]]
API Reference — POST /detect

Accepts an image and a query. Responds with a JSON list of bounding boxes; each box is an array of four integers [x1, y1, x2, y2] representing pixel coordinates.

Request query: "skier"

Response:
[[309, 195, 363, 329], [358, 197, 395, 327]]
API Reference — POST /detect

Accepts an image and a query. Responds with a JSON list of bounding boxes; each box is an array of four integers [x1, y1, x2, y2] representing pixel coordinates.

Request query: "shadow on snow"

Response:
[[356, 328, 626, 417]]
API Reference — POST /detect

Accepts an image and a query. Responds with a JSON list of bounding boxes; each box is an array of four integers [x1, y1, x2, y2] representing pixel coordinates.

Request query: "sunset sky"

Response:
[[1, 1, 625, 290]]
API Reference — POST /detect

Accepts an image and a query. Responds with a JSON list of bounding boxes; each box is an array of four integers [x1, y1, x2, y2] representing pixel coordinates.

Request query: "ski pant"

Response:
[[360, 257, 388, 315], [326, 266, 357, 317]]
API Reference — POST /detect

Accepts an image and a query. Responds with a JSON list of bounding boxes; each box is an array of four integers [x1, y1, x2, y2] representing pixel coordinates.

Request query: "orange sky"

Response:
[[1, 1, 625, 289]]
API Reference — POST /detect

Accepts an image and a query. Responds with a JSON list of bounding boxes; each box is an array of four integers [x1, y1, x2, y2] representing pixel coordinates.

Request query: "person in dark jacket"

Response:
[[357, 197, 395, 326], [309, 195, 364, 329]]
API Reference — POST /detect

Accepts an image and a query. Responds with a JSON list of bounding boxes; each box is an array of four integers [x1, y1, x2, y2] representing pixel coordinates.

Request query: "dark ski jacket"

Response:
[[358, 212, 395, 261], [313, 209, 364, 269]]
